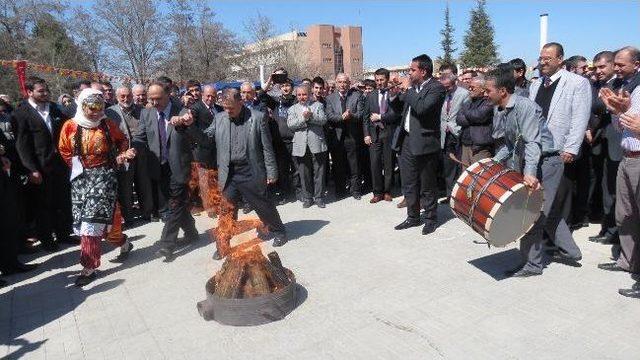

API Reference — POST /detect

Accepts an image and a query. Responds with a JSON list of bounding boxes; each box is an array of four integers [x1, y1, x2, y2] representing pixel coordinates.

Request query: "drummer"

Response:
[[484, 68, 562, 278]]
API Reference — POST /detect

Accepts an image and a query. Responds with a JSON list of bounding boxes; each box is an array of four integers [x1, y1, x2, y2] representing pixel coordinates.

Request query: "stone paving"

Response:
[[1, 196, 639, 359]]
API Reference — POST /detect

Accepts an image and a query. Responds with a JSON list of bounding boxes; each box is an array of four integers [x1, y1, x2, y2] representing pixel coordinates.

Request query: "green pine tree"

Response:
[[459, 0, 499, 68], [438, 2, 457, 67]]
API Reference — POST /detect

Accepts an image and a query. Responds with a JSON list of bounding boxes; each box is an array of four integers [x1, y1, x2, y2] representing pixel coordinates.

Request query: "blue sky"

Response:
[[210, 0, 639, 69]]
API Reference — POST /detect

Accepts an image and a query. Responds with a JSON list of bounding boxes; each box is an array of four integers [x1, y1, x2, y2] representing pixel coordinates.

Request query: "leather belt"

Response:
[[624, 150, 640, 158]]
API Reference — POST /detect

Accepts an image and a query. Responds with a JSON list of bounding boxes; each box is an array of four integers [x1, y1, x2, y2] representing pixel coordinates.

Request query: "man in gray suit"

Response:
[[132, 81, 199, 260], [325, 73, 365, 199], [288, 84, 328, 208], [529, 42, 592, 263], [105, 86, 153, 225], [439, 64, 470, 201], [185, 88, 287, 256]]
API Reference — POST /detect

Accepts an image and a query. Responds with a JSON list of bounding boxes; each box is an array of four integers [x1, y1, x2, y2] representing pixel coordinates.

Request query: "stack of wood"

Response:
[[208, 247, 292, 299]]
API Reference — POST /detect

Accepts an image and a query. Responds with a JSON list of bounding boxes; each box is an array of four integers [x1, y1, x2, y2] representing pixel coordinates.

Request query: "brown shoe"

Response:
[[370, 195, 383, 204], [384, 193, 393, 202], [397, 198, 407, 208]]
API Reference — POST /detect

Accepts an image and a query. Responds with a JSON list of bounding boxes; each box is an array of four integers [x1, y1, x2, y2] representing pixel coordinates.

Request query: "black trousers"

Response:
[[399, 138, 438, 223], [297, 149, 327, 202], [35, 165, 72, 244], [442, 132, 460, 197], [0, 175, 23, 271], [602, 154, 620, 238], [151, 163, 171, 218], [275, 140, 300, 200], [369, 134, 395, 196], [223, 163, 286, 236], [158, 180, 198, 251], [553, 162, 576, 225], [343, 136, 361, 195], [117, 155, 153, 222]]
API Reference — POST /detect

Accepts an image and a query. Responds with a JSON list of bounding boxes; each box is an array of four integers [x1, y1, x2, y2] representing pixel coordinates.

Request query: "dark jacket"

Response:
[[325, 89, 365, 141], [259, 92, 297, 140], [456, 97, 494, 148], [132, 99, 194, 185], [391, 79, 446, 155], [363, 89, 401, 143], [12, 100, 70, 174], [188, 100, 223, 168]]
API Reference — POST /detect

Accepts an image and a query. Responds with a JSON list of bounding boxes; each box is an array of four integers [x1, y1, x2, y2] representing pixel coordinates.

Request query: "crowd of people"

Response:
[[0, 43, 639, 298]]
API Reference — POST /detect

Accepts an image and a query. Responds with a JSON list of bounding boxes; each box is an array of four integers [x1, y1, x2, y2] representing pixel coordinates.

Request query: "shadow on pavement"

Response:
[[3, 338, 48, 360], [468, 248, 522, 281], [285, 220, 330, 241]]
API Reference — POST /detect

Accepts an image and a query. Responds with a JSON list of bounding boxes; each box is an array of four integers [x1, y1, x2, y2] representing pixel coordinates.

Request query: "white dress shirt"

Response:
[[28, 98, 52, 133]]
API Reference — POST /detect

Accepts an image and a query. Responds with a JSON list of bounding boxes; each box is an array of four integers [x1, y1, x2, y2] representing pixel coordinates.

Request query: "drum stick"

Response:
[[448, 153, 470, 168]]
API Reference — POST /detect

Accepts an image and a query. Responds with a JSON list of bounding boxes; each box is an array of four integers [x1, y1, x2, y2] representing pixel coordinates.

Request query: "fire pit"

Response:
[[197, 249, 297, 326], [192, 164, 299, 326]]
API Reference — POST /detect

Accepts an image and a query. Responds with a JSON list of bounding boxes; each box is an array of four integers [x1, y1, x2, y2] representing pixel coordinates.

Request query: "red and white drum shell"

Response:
[[450, 158, 544, 247]]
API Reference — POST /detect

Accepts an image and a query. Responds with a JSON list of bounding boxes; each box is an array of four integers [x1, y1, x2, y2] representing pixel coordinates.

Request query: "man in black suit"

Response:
[[13, 76, 73, 251], [391, 54, 446, 235], [105, 86, 153, 225], [325, 73, 365, 199], [189, 85, 222, 170], [363, 68, 401, 203], [132, 81, 199, 259]]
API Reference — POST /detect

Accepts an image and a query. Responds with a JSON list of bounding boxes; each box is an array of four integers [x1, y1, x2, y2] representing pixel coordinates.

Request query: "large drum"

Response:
[[450, 158, 544, 247]]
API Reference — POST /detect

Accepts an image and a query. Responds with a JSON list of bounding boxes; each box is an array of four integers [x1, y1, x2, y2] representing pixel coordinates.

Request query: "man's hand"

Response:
[[585, 129, 593, 144], [364, 136, 372, 145], [124, 148, 137, 160], [1, 156, 11, 173], [266, 178, 276, 185], [523, 174, 540, 191], [302, 108, 312, 120], [600, 87, 631, 115], [370, 113, 381, 122], [560, 152, 575, 163], [620, 113, 640, 135], [29, 171, 42, 185], [341, 109, 352, 121]]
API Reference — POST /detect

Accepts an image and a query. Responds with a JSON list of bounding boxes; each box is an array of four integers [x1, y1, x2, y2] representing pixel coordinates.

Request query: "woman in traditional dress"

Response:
[[59, 88, 136, 286]]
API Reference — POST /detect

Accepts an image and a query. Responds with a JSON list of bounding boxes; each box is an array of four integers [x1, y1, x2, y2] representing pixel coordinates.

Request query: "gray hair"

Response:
[[115, 86, 131, 95], [203, 84, 216, 93], [240, 81, 255, 91], [132, 84, 146, 93], [335, 73, 350, 82], [295, 84, 311, 94], [221, 88, 242, 102]]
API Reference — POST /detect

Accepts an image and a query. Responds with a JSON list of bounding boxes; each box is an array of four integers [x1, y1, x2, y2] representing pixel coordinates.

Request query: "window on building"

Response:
[[334, 46, 344, 74]]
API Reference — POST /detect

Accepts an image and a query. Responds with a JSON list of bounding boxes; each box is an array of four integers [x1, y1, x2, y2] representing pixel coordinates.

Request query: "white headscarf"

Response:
[[73, 88, 106, 129]]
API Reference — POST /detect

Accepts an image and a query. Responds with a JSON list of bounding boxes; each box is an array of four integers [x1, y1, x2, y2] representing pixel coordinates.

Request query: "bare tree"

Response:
[[93, 0, 167, 83], [70, 7, 103, 73]]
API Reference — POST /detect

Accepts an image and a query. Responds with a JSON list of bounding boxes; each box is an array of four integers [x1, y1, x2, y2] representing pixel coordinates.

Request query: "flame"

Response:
[[188, 162, 268, 259]]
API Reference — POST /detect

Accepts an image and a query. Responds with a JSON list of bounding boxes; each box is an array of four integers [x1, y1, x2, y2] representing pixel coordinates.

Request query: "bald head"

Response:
[[615, 46, 640, 80]]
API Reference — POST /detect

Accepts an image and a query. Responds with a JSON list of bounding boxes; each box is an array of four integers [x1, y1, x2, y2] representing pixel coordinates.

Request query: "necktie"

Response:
[[379, 91, 387, 114], [340, 95, 347, 114], [209, 106, 215, 117], [158, 111, 167, 162], [543, 76, 552, 88], [446, 93, 452, 115]]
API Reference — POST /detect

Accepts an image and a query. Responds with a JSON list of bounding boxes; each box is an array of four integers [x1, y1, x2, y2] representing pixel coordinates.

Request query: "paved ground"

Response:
[[1, 195, 639, 360]]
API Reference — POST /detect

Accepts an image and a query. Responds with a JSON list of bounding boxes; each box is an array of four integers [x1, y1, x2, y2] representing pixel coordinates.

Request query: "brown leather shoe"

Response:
[[370, 195, 383, 204], [397, 198, 407, 208], [384, 193, 393, 202]]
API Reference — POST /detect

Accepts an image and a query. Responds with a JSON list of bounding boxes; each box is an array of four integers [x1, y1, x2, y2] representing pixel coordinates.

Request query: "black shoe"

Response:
[[272, 234, 288, 247], [1, 262, 39, 275], [111, 242, 134, 263], [58, 235, 80, 245], [0, 279, 6, 288], [597, 262, 627, 272], [352, 193, 362, 200], [149, 215, 160, 222], [618, 288, 640, 298], [155, 248, 174, 261], [631, 282, 640, 291], [422, 222, 437, 235], [74, 271, 97, 287], [41, 242, 59, 252], [242, 205, 253, 214], [510, 269, 542, 278], [315, 199, 326, 208], [504, 266, 523, 276], [302, 200, 313, 208], [394, 218, 422, 230]]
